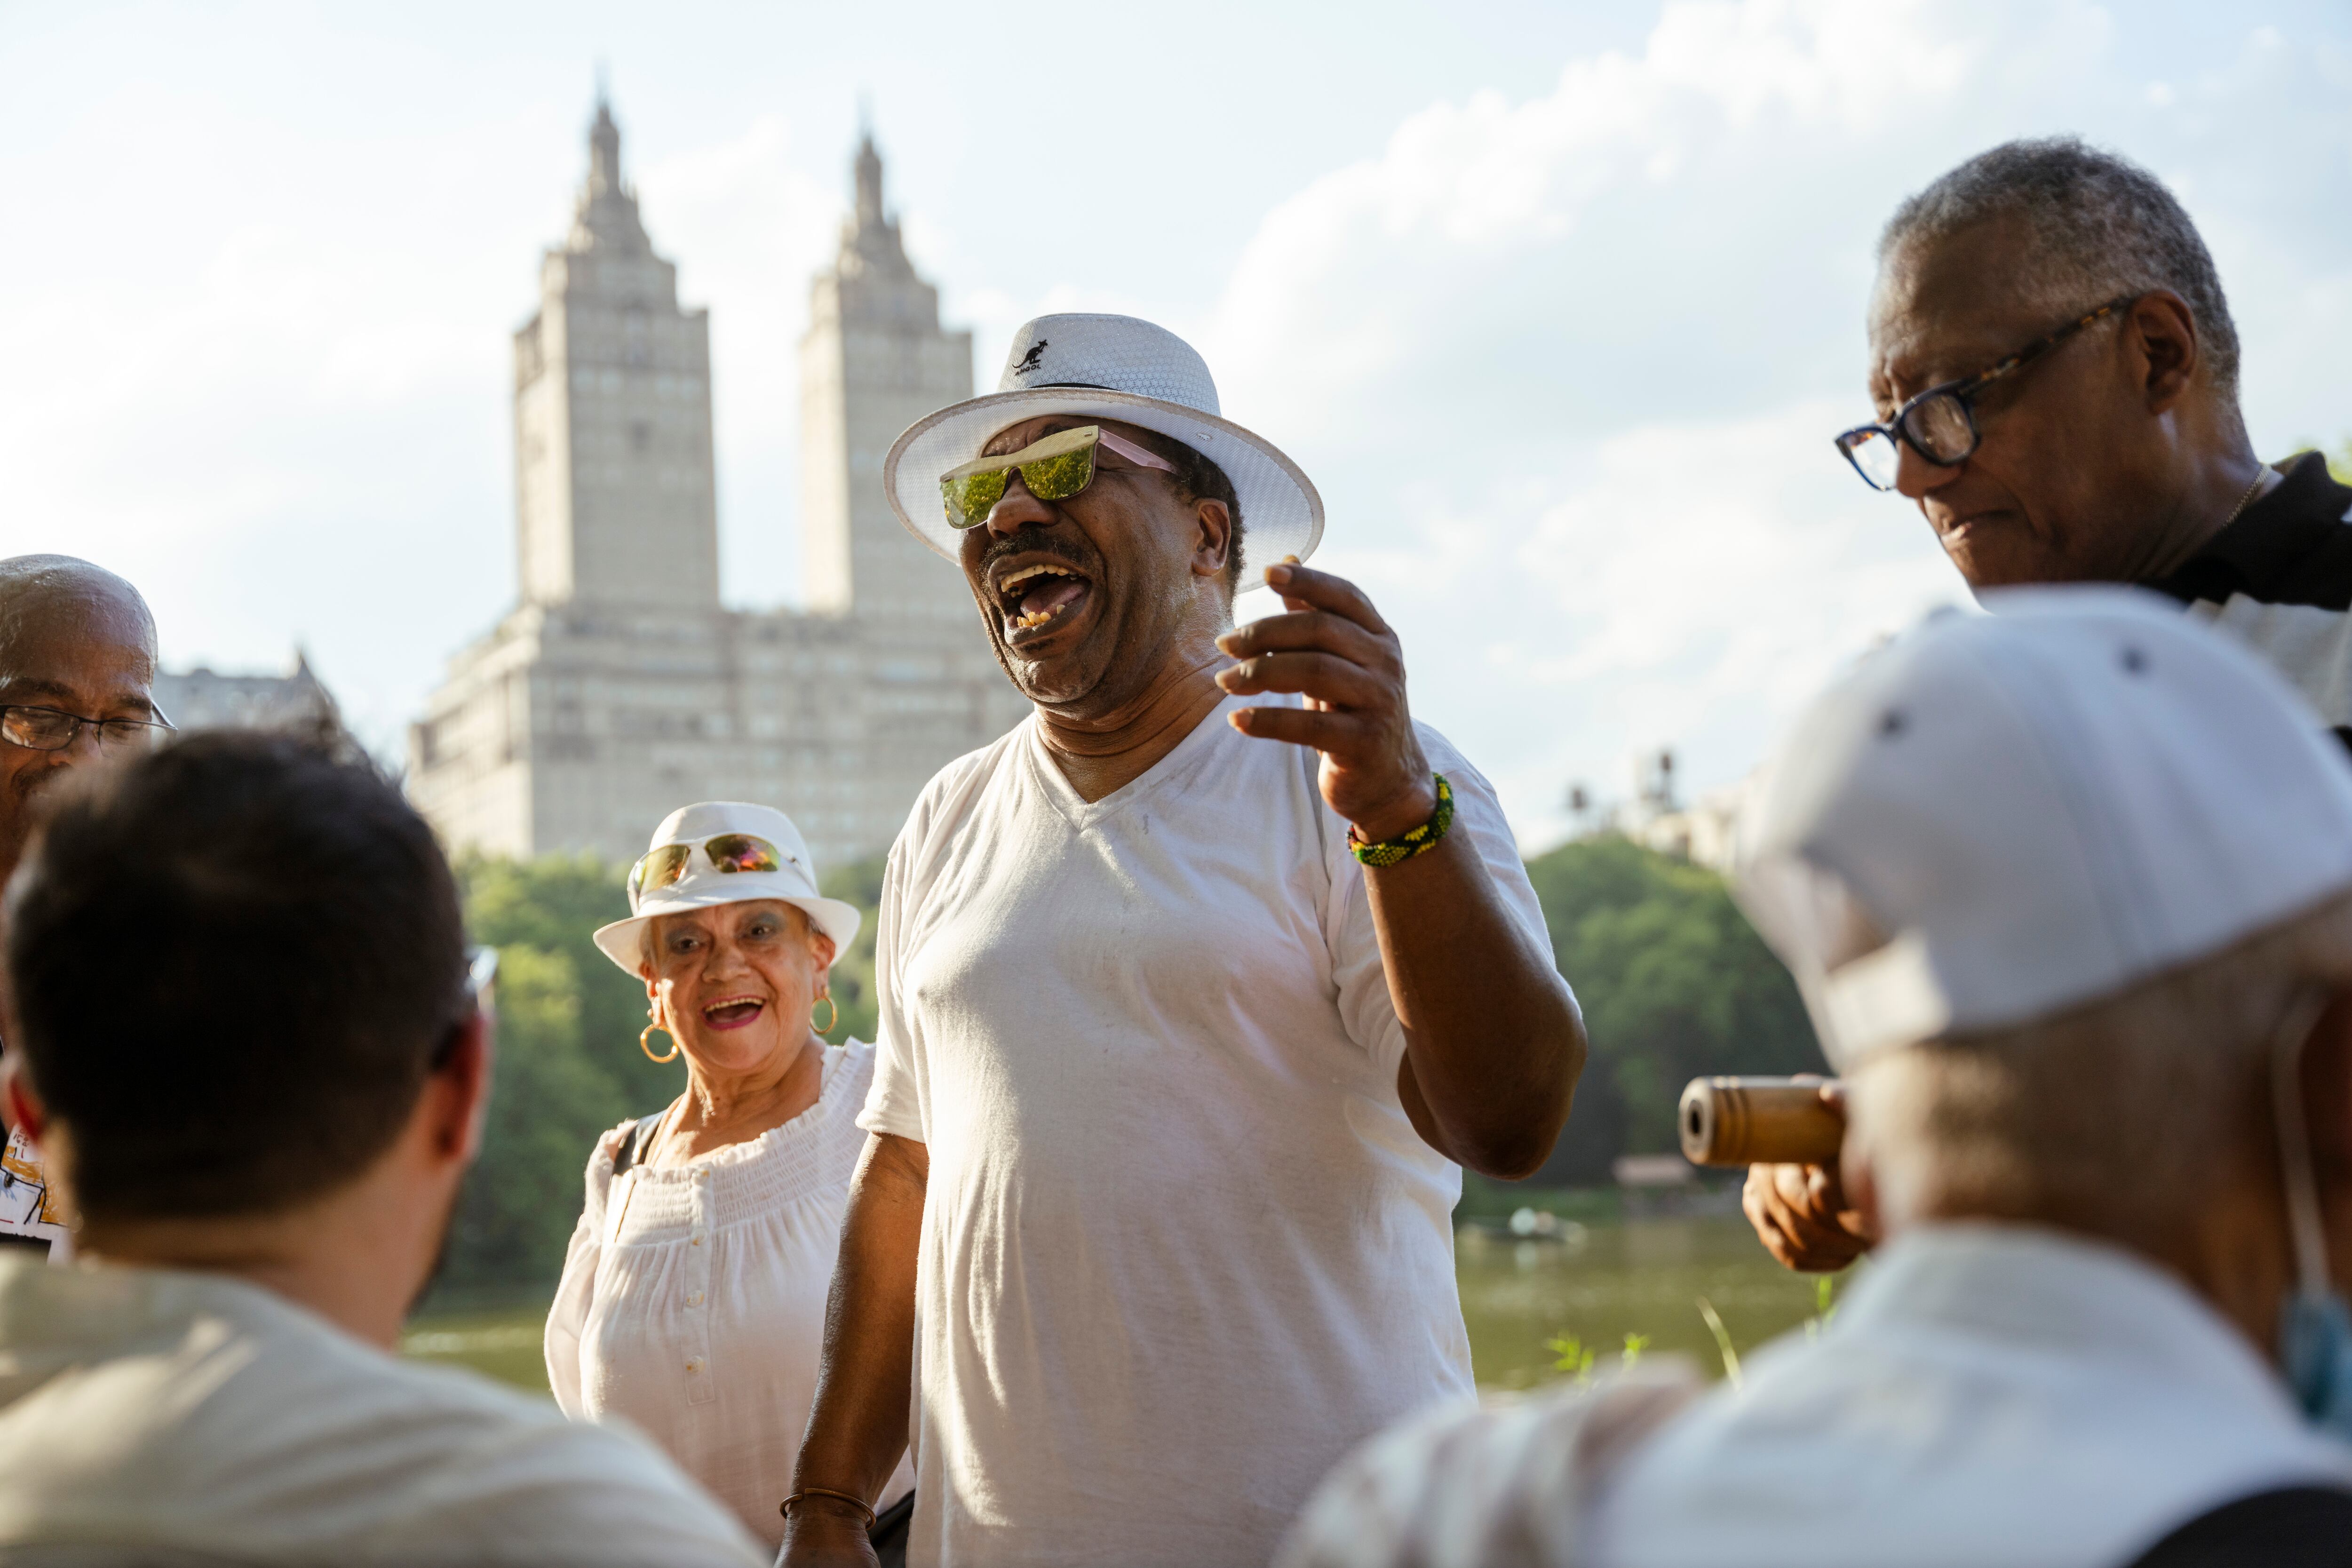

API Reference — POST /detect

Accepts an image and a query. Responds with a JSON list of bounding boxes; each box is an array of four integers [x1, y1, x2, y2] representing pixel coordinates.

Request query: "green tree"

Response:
[[443, 942, 620, 1285], [445, 855, 674, 1286], [1518, 836, 1824, 1183], [818, 855, 886, 1045], [461, 854, 678, 1109]]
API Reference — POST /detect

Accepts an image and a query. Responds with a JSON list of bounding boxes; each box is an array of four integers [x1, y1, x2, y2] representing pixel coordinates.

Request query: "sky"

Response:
[[4, 0, 2350, 848]]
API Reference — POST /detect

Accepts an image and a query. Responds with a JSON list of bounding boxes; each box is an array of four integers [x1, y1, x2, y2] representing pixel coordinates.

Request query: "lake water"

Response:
[[403, 1214, 1846, 1396]]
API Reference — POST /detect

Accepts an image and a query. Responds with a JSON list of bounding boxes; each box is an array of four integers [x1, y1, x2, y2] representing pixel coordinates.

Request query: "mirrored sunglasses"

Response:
[[628, 833, 791, 910], [938, 424, 1177, 530]]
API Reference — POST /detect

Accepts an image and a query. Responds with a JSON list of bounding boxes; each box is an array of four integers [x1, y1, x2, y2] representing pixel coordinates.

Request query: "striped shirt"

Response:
[[2150, 452, 2352, 743]]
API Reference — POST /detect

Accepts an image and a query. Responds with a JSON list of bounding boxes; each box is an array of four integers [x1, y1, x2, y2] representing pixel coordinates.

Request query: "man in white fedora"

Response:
[[1280, 590, 2352, 1568], [780, 314, 1587, 1568]]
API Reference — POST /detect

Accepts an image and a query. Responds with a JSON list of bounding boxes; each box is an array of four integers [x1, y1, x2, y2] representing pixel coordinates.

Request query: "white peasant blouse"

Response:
[[545, 1040, 911, 1548]]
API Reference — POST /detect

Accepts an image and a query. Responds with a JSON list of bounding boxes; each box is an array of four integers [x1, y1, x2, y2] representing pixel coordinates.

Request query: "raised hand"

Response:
[[1215, 560, 1436, 844]]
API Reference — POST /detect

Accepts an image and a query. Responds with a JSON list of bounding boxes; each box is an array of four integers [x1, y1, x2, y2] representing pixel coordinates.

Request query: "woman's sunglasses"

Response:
[[628, 833, 792, 909], [938, 424, 1177, 530]]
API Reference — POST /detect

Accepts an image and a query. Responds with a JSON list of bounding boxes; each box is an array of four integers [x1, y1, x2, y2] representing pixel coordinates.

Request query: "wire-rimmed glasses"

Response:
[[1833, 295, 2139, 491], [0, 704, 175, 753]]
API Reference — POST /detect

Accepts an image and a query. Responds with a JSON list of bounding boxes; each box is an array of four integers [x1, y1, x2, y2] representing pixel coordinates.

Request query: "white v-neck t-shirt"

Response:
[[860, 694, 1561, 1568]]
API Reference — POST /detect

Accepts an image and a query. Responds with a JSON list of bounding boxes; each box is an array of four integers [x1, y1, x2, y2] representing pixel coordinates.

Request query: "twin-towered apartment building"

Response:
[[406, 98, 1027, 872]]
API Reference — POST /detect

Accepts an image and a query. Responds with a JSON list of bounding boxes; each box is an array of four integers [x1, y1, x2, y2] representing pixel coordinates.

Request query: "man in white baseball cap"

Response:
[[781, 315, 1586, 1568], [1280, 589, 2352, 1568]]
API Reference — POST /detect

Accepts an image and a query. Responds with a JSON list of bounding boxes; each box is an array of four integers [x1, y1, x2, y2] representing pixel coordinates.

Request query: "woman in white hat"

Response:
[[543, 801, 912, 1552]]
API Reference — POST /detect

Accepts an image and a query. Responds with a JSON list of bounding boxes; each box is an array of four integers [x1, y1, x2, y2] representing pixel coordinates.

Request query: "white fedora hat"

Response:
[[882, 313, 1324, 585], [591, 802, 862, 976]]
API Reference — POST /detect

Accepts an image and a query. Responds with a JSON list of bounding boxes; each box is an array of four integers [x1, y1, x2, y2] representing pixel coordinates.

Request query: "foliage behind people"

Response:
[[1525, 835, 1824, 1182]]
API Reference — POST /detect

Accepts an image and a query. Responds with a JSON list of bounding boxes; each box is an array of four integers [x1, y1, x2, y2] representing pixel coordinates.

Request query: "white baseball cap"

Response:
[[1735, 587, 2352, 1069], [882, 313, 1324, 584], [591, 801, 861, 976]]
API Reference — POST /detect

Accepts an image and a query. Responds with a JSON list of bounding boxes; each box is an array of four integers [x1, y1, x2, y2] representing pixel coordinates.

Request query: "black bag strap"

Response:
[[868, 1488, 914, 1568], [2128, 1486, 2352, 1568], [610, 1118, 644, 1178]]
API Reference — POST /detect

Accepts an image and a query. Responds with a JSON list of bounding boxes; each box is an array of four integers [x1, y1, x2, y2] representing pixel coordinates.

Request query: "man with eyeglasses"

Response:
[[0, 554, 173, 1260], [1754, 135, 2352, 1276]]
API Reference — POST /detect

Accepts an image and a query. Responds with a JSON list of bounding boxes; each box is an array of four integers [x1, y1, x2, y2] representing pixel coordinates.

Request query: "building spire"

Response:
[[834, 114, 914, 284], [589, 93, 622, 199], [854, 132, 884, 230], [566, 84, 651, 257]]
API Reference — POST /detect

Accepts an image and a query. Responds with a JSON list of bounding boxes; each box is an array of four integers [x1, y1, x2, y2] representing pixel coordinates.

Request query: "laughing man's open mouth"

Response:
[[992, 559, 1094, 643]]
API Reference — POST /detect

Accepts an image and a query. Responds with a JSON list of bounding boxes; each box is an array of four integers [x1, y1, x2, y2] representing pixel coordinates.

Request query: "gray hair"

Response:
[[1851, 888, 2352, 1249], [1879, 136, 2241, 400]]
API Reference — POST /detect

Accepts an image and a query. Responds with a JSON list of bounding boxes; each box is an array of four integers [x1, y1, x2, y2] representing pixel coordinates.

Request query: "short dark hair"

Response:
[[1127, 428, 1248, 598], [1880, 136, 2241, 399], [5, 729, 470, 1221]]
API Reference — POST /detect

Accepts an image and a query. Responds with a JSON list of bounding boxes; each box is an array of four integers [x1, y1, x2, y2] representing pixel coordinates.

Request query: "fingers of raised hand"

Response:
[[1746, 1162, 1852, 1270], [1802, 1162, 1848, 1218], [1743, 1166, 1808, 1271], [1227, 704, 1369, 751], [1216, 609, 1393, 673], [1261, 563, 1393, 637], [1216, 651, 1388, 707]]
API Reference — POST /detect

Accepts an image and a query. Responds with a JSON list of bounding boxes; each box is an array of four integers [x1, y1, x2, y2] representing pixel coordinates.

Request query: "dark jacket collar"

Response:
[[2147, 452, 2352, 605]]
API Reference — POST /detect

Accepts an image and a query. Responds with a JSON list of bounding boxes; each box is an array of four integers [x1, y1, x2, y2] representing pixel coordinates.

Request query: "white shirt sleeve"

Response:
[[543, 1127, 623, 1418], [1326, 727, 1570, 1088], [858, 831, 927, 1144]]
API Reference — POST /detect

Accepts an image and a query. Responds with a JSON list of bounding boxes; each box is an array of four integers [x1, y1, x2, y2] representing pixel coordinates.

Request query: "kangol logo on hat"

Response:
[[883, 313, 1324, 584]]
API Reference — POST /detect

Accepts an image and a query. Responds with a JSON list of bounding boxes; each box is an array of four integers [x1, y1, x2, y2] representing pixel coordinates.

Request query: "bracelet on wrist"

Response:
[[1349, 773, 1454, 868], [780, 1486, 876, 1527]]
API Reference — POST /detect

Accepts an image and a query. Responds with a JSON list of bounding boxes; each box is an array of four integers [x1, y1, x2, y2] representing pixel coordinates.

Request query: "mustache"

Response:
[[974, 533, 1097, 586]]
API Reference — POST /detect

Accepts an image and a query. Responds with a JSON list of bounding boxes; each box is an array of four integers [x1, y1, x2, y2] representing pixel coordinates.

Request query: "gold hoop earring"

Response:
[[640, 1020, 681, 1064], [811, 995, 838, 1035]]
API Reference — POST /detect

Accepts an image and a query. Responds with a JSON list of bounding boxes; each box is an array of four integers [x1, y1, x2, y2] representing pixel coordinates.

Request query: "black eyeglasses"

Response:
[[0, 704, 175, 753], [1834, 295, 2139, 491]]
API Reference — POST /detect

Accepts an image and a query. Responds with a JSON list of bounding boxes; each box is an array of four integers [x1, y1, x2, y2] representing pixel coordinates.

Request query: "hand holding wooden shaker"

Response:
[[1678, 1076, 1846, 1167]]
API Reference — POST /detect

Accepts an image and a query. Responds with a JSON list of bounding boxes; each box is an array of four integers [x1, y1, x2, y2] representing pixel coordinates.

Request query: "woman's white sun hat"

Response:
[[591, 801, 862, 976], [882, 313, 1324, 585]]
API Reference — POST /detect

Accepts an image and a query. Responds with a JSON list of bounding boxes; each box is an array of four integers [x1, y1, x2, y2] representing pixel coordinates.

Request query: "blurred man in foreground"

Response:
[[0, 554, 171, 1258], [1283, 593, 2352, 1567], [1755, 134, 2352, 1272], [0, 731, 765, 1565]]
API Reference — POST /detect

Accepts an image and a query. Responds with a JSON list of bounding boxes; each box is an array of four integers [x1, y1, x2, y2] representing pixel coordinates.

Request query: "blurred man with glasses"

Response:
[[0, 553, 172, 1259], [1754, 136, 2352, 1274]]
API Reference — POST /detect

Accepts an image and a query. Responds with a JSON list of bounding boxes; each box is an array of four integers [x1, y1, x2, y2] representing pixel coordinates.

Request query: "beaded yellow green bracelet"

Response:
[[1350, 774, 1454, 868]]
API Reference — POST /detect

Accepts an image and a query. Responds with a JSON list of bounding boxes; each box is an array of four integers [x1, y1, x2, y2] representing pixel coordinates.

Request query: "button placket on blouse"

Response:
[[684, 1165, 715, 1404]]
